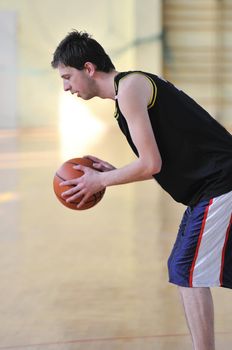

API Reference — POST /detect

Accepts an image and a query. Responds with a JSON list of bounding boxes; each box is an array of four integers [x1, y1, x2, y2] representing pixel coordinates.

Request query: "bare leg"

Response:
[[178, 286, 215, 350]]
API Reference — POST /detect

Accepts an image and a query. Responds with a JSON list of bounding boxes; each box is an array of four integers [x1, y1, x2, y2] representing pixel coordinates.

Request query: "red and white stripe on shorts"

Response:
[[189, 190, 232, 287]]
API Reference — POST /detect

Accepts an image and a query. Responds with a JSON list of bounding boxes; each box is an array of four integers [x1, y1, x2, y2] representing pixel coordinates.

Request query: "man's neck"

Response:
[[95, 70, 119, 100]]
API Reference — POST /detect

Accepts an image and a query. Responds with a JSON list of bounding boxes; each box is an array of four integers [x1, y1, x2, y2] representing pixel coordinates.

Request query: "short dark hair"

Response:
[[51, 30, 115, 72]]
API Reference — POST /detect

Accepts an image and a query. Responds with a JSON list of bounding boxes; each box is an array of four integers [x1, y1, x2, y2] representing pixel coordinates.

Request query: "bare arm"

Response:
[[100, 73, 162, 186]]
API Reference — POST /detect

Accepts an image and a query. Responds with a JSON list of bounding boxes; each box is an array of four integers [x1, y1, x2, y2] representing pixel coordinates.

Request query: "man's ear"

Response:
[[83, 62, 96, 77]]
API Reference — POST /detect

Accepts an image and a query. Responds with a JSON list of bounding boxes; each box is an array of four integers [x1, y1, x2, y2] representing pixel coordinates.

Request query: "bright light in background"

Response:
[[59, 91, 106, 161]]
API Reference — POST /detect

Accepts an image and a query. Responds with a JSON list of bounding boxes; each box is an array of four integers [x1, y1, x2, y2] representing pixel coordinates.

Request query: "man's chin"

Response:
[[76, 92, 95, 100], [82, 95, 94, 101]]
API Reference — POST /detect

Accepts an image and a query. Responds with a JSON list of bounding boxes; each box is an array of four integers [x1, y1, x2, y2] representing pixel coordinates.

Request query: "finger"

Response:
[[76, 193, 90, 209], [83, 155, 102, 162], [73, 164, 88, 172], [92, 162, 105, 170], [61, 185, 82, 198], [94, 162, 116, 172], [59, 179, 79, 186], [83, 156, 115, 172], [66, 189, 85, 203]]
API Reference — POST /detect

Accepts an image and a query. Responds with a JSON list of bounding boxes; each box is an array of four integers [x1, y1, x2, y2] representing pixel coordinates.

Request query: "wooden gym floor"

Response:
[[0, 127, 232, 350]]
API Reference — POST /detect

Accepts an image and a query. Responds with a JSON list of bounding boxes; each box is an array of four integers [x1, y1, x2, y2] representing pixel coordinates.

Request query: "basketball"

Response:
[[53, 157, 106, 210]]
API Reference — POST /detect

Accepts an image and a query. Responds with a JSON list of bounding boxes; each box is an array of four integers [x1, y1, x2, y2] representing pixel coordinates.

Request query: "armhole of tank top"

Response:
[[114, 78, 119, 119], [114, 72, 157, 117]]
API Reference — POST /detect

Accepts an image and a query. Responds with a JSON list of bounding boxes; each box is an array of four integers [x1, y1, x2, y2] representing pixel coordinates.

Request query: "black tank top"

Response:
[[114, 71, 232, 206]]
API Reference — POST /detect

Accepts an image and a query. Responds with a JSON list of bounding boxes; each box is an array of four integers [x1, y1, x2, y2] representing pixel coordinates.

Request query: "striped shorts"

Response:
[[168, 190, 232, 288]]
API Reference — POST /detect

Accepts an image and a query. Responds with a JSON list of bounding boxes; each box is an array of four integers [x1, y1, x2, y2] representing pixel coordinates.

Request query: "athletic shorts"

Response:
[[168, 190, 232, 288]]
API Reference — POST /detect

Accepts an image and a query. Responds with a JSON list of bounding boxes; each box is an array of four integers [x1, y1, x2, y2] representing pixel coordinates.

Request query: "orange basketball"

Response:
[[53, 157, 106, 210]]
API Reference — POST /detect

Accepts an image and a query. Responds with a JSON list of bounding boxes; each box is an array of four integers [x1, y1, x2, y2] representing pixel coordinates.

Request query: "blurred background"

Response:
[[0, 1, 232, 349], [1, 0, 232, 130]]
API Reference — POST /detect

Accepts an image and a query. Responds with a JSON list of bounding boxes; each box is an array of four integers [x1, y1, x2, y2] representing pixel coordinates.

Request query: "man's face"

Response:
[[58, 63, 96, 100]]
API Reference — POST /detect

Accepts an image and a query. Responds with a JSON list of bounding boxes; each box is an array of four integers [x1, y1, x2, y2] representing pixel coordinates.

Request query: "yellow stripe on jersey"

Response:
[[146, 75, 157, 109], [114, 109, 119, 120]]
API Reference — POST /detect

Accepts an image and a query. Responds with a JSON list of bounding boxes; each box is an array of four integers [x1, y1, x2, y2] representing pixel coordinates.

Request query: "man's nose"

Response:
[[63, 80, 70, 91]]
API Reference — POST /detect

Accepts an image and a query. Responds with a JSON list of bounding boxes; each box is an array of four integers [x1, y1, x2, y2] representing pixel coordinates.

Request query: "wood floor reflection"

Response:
[[0, 127, 231, 350]]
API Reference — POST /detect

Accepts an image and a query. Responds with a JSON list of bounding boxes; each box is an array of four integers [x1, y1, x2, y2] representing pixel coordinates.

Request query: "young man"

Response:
[[51, 30, 232, 350]]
